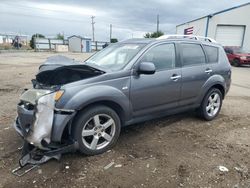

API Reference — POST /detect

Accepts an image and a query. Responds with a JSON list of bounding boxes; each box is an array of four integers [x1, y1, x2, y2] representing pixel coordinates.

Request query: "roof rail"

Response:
[[157, 35, 217, 43]]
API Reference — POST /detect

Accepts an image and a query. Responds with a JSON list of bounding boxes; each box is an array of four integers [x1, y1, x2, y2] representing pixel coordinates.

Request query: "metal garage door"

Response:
[[215, 25, 245, 47]]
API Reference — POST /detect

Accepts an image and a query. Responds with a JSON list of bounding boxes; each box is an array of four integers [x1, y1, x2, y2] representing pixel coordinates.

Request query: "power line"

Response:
[[0, 11, 148, 34], [2, 2, 175, 35], [109, 24, 112, 42], [157, 14, 159, 32], [91, 16, 95, 42], [1, 3, 156, 28]]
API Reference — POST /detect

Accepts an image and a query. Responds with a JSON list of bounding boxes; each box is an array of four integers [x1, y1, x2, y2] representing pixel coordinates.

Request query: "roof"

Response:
[[0, 33, 29, 37], [119, 37, 220, 47], [176, 2, 250, 27], [68, 35, 91, 40], [120, 38, 155, 44]]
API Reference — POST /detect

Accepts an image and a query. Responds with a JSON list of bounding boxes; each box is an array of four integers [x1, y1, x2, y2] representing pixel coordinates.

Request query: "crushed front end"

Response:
[[12, 55, 105, 175], [14, 89, 77, 170]]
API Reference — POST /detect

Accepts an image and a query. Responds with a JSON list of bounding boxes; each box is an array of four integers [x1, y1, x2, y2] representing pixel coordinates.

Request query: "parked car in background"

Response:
[[224, 47, 250, 66]]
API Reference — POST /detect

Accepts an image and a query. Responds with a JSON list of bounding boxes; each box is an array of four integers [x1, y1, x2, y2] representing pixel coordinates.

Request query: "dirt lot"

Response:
[[0, 52, 250, 188]]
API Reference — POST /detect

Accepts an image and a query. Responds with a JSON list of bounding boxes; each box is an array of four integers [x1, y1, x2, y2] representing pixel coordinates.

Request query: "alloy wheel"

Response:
[[206, 92, 221, 117], [81, 114, 116, 150]]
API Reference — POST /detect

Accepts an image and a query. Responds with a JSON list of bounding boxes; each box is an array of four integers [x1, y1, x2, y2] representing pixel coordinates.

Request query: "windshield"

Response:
[[85, 43, 146, 71]]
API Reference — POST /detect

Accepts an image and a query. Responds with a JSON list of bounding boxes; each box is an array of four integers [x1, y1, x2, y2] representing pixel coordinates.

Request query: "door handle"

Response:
[[170, 74, 181, 81], [205, 69, 213, 74]]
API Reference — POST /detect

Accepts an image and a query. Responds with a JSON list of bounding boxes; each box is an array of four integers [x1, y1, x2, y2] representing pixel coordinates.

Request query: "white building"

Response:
[[68, 35, 91, 53], [0, 33, 28, 45], [176, 3, 250, 51]]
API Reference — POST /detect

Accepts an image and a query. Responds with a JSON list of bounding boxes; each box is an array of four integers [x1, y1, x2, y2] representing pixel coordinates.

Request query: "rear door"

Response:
[[179, 42, 212, 106], [130, 43, 182, 117]]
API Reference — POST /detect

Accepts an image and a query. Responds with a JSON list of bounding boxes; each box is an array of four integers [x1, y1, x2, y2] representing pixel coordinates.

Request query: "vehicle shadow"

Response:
[[35, 111, 202, 167], [119, 111, 198, 138]]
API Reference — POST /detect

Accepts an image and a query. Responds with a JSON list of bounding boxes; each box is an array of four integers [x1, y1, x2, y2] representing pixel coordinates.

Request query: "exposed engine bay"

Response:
[[34, 55, 104, 88]]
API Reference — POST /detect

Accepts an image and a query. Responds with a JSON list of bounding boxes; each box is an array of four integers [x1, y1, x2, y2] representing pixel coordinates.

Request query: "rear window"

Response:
[[204, 45, 219, 63], [181, 43, 206, 66]]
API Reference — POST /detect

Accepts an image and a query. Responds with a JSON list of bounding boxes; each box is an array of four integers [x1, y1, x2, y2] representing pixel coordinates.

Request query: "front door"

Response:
[[130, 43, 181, 117]]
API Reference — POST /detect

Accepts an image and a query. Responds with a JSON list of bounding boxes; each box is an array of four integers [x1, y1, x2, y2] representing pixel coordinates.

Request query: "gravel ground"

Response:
[[0, 52, 249, 188]]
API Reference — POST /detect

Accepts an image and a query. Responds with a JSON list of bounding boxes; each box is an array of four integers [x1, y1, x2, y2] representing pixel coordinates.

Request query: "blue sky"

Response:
[[0, 0, 249, 41]]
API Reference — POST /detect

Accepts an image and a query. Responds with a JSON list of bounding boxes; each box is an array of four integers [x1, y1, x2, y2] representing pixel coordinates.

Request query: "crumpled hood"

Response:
[[35, 55, 105, 87]]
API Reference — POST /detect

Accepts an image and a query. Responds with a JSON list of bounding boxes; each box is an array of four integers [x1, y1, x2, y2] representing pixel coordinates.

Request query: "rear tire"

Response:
[[72, 105, 121, 155], [198, 88, 223, 121]]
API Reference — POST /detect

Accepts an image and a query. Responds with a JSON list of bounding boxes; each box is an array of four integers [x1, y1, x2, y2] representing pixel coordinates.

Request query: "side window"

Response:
[[204, 45, 219, 63], [181, 43, 206, 66], [140, 43, 176, 70]]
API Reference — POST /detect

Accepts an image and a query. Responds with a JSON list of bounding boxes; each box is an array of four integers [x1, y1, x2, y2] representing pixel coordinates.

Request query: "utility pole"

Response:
[[91, 16, 95, 42], [156, 14, 159, 33], [109, 24, 112, 43]]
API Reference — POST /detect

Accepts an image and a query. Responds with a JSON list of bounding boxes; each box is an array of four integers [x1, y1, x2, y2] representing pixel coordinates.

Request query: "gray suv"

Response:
[[14, 36, 231, 158]]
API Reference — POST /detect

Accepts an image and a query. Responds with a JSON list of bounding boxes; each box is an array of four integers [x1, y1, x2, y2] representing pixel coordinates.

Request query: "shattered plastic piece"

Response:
[[218, 165, 229, 172], [234, 166, 248, 178], [152, 168, 157, 173], [65, 166, 70, 169], [37, 169, 42, 174], [104, 162, 115, 170], [129, 154, 135, 159], [114, 164, 122, 168], [12, 164, 38, 177]]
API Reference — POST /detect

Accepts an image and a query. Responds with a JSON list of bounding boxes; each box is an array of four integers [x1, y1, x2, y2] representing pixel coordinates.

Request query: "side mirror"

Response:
[[138, 62, 156, 75]]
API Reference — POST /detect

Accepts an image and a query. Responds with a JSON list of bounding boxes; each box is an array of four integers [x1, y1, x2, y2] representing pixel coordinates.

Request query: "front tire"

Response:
[[198, 88, 223, 121], [73, 105, 121, 155], [232, 59, 240, 67]]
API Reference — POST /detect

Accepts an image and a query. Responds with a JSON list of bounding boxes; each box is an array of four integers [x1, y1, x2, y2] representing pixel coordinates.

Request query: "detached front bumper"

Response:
[[14, 90, 76, 150]]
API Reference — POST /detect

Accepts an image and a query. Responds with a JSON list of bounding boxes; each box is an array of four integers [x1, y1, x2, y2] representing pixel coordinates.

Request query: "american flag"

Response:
[[184, 27, 194, 35]]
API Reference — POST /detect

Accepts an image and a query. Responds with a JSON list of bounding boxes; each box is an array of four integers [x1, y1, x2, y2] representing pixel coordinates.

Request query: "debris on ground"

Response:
[[104, 161, 115, 170], [234, 165, 248, 178], [129, 154, 135, 159], [218, 166, 229, 172], [152, 168, 157, 173], [65, 166, 70, 169], [114, 164, 122, 168]]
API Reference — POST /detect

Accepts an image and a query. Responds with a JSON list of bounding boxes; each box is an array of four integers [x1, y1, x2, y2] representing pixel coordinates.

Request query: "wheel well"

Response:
[[77, 100, 125, 125], [63, 100, 126, 141], [211, 84, 225, 99]]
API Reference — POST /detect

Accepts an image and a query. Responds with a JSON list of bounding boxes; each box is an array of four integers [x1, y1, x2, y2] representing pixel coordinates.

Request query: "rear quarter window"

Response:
[[204, 45, 219, 63], [181, 43, 206, 66]]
